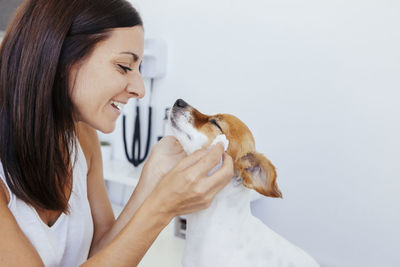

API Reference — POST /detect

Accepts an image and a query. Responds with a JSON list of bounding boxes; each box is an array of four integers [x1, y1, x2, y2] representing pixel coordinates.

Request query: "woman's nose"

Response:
[[127, 74, 145, 99]]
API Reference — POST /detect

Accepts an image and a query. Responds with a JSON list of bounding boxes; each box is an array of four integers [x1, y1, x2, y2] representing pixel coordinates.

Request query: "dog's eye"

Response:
[[209, 119, 223, 133]]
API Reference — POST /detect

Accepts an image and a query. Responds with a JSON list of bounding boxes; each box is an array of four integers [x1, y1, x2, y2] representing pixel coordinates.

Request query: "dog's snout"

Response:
[[174, 99, 188, 109]]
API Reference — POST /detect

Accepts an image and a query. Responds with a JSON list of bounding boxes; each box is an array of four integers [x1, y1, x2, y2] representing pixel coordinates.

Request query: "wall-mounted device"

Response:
[[123, 38, 167, 166], [140, 38, 167, 79]]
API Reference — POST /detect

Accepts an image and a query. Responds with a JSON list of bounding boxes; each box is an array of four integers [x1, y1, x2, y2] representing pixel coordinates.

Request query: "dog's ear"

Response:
[[236, 152, 282, 198]]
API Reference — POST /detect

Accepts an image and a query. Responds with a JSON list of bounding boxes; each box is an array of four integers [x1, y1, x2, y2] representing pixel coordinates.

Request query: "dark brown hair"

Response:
[[0, 0, 142, 212]]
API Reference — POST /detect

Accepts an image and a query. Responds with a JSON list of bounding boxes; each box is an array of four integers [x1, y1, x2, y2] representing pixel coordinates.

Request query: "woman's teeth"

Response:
[[111, 100, 125, 111]]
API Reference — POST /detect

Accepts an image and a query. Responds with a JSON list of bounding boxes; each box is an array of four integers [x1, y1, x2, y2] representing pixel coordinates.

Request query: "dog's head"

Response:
[[169, 99, 282, 198]]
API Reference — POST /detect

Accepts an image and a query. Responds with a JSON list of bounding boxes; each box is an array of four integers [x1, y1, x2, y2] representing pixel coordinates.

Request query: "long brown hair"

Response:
[[0, 0, 142, 212]]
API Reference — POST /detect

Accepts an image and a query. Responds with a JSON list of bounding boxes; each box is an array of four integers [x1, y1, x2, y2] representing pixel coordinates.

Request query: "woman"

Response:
[[0, 0, 233, 266]]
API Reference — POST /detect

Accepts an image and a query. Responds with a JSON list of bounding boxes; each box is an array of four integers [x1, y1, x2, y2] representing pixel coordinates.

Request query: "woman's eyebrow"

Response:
[[120, 51, 139, 62]]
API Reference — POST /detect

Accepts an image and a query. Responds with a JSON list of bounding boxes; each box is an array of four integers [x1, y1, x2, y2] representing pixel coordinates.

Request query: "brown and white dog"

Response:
[[170, 99, 320, 267]]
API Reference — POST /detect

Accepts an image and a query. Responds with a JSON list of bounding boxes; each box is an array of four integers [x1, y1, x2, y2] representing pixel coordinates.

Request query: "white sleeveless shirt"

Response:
[[0, 141, 94, 267]]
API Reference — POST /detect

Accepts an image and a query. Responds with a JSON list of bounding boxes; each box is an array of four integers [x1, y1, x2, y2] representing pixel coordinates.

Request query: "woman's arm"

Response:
[[78, 122, 233, 265], [77, 123, 186, 257], [82, 190, 172, 266], [87, 136, 187, 256], [0, 124, 183, 267]]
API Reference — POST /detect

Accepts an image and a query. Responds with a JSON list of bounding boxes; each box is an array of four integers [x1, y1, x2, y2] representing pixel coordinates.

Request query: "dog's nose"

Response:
[[174, 99, 188, 108]]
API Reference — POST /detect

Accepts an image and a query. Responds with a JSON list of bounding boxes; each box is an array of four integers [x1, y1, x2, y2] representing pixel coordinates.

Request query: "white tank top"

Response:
[[0, 140, 94, 267]]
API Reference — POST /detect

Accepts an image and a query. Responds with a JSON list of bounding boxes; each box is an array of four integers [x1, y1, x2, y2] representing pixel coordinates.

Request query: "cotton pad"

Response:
[[210, 134, 229, 151], [208, 134, 229, 175]]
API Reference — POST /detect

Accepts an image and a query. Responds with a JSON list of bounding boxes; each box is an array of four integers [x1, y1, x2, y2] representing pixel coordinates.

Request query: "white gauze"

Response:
[[208, 134, 229, 175]]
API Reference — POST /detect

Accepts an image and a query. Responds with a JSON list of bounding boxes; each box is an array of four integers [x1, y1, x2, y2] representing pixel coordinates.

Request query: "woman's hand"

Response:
[[148, 142, 234, 219], [95, 136, 187, 255], [136, 136, 187, 201]]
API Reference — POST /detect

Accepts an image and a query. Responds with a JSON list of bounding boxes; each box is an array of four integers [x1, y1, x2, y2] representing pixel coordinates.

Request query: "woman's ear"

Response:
[[237, 152, 282, 198]]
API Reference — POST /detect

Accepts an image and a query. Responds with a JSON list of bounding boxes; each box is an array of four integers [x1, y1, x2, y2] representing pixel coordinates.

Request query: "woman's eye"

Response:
[[117, 64, 132, 73]]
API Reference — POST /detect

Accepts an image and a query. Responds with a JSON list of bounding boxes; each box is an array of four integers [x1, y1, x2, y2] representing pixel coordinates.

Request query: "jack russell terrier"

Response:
[[169, 99, 320, 267]]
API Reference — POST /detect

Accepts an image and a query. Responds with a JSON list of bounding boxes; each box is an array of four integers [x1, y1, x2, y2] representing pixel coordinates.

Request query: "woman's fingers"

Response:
[[172, 148, 208, 172], [185, 143, 225, 177], [198, 152, 234, 197], [151, 136, 184, 156], [180, 152, 234, 214], [152, 143, 233, 217], [173, 142, 224, 173], [159, 136, 184, 153]]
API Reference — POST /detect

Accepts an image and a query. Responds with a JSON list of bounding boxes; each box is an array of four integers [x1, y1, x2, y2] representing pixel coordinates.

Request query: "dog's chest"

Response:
[[183, 184, 262, 265], [182, 182, 320, 267]]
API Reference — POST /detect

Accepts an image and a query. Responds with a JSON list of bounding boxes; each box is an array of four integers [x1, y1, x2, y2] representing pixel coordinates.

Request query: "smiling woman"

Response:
[[0, 0, 235, 266], [0, 0, 146, 266], [0, 0, 143, 213], [69, 27, 145, 133]]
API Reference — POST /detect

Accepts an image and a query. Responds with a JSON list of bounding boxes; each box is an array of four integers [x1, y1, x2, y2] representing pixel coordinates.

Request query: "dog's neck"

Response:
[[183, 177, 255, 266], [186, 155, 253, 226], [185, 177, 253, 240], [184, 148, 255, 249]]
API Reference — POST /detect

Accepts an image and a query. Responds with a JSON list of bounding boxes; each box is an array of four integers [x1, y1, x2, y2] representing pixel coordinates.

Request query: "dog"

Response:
[[169, 99, 320, 267]]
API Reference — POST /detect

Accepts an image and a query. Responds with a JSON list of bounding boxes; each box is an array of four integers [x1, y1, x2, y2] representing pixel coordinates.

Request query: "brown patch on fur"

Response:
[[191, 108, 209, 129], [217, 114, 255, 160], [191, 108, 222, 146], [237, 152, 282, 198], [187, 104, 282, 198]]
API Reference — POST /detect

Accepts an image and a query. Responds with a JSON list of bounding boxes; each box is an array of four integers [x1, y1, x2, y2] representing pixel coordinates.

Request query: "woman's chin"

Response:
[[98, 124, 115, 134], [87, 120, 116, 134]]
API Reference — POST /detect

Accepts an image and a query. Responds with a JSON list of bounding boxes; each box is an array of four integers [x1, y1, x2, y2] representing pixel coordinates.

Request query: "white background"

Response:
[[105, 0, 400, 266], [4, 0, 400, 266], [2, 0, 399, 266]]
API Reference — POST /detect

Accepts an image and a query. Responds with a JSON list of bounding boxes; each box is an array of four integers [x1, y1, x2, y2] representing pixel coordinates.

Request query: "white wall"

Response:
[[107, 0, 400, 266]]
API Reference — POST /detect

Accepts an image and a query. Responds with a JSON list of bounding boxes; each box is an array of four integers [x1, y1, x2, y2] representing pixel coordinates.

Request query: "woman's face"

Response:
[[69, 26, 145, 133]]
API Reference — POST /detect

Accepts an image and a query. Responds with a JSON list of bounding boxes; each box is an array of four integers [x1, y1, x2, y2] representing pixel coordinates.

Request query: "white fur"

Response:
[[211, 134, 229, 151], [183, 180, 320, 267], [170, 110, 208, 154], [170, 107, 320, 267]]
